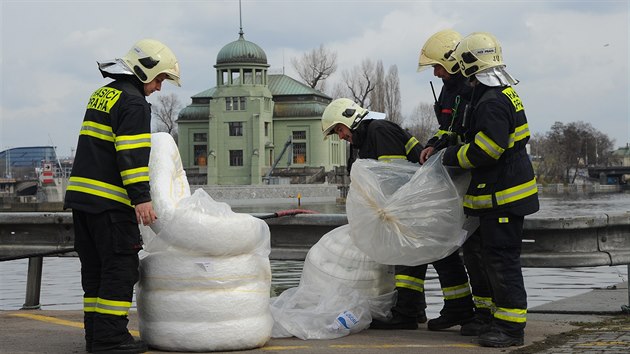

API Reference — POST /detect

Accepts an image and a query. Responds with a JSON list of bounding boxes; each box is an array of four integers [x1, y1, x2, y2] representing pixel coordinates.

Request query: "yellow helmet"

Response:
[[449, 32, 504, 77], [122, 39, 181, 87], [417, 29, 462, 74], [321, 98, 368, 138]]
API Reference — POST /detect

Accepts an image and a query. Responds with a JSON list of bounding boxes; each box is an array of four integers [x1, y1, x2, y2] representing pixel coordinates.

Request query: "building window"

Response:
[[240, 97, 246, 110], [229, 122, 243, 136], [264, 122, 270, 137], [192, 132, 207, 166], [229, 150, 243, 166], [292, 130, 307, 164], [293, 143, 306, 164], [226, 97, 246, 111]]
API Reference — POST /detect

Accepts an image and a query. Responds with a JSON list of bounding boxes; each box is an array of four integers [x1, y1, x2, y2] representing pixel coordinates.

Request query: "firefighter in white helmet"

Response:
[[442, 32, 539, 348], [65, 38, 181, 354], [322, 98, 429, 328]]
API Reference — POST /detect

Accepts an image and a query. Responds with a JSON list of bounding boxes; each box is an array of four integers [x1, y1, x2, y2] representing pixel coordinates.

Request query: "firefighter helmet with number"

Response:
[[122, 39, 181, 86], [321, 98, 368, 138], [449, 32, 504, 77], [417, 29, 462, 74]]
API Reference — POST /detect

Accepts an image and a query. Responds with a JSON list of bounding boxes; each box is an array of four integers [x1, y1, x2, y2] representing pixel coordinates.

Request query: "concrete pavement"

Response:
[[1, 282, 628, 354]]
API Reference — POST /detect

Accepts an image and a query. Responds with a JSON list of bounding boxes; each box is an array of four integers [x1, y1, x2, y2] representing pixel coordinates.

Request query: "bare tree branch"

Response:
[[152, 93, 183, 142], [290, 44, 338, 92]]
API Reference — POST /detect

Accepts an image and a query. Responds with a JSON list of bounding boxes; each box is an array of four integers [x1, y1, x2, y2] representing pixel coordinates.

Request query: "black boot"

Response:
[[460, 310, 492, 336], [427, 311, 474, 331], [478, 329, 524, 347], [370, 311, 422, 330], [92, 338, 148, 353], [417, 311, 427, 324]]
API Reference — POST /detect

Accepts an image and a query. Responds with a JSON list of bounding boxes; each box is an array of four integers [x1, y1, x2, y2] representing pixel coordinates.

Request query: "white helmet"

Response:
[[321, 98, 368, 138], [449, 32, 504, 77], [122, 39, 181, 86], [417, 29, 462, 74]]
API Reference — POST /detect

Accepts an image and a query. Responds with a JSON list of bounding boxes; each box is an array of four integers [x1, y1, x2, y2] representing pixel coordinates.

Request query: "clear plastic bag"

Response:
[[346, 150, 474, 266], [269, 225, 395, 339], [269, 285, 371, 340]]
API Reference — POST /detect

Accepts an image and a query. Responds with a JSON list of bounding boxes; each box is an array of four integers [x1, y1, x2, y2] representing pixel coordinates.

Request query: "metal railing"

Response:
[[1, 211, 629, 310]]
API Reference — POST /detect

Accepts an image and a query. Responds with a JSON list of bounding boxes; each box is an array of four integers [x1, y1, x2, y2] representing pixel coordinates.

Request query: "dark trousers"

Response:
[[463, 228, 493, 314], [476, 213, 527, 337], [393, 251, 474, 317], [73, 209, 141, 350], [433, 251, 475, 316]]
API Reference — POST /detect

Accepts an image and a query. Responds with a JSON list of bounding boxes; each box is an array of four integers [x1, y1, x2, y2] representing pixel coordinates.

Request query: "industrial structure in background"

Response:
[[0, 147, 71, 208]]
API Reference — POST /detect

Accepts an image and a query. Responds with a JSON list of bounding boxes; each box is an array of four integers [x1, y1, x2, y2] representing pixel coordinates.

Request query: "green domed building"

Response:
[[177, 30, 346, 185]]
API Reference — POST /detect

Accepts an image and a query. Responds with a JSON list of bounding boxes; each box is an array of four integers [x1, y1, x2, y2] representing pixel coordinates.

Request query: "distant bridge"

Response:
[[588, 166, 630, 184]]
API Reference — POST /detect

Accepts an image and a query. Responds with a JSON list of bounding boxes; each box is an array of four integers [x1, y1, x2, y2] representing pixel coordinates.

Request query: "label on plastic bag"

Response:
[[331, 310, 359, 330]]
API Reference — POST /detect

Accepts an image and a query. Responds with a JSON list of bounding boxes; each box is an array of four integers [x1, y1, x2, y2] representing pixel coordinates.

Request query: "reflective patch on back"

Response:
[[86, 87, 122, 113]]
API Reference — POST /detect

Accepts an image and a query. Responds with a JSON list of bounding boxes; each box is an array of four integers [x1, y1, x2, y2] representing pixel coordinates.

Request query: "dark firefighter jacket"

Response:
[[442, 84, 539, 217], [426, 73, 472, 150], [64, 78, 152, 214], [352, 119, 423, 163]]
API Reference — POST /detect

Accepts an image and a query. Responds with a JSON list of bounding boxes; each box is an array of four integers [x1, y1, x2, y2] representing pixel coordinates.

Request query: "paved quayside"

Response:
[[1, 282, 628, 354]]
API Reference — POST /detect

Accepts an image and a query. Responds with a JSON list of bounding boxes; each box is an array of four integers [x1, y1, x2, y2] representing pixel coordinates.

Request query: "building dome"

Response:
[[216, 31, 267, 65]]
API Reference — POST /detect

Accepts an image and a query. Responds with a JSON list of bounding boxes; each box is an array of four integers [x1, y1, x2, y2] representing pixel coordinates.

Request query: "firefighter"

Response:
[[322, 98, 430, 329], [442, 32, 539, 347], [416, 29, 491, 333], [64, 39, 181, 353]]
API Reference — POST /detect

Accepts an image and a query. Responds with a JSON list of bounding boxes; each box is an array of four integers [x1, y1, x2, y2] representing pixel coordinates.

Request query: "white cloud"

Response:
[[1, 0, 628, 158]]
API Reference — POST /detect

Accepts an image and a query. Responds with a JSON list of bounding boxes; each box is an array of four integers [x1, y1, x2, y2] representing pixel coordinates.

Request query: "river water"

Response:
[[1, 192, 629, 318]]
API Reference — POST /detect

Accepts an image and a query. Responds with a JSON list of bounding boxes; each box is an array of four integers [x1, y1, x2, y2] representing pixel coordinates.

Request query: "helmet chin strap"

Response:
[[350, 111, 369, 130]]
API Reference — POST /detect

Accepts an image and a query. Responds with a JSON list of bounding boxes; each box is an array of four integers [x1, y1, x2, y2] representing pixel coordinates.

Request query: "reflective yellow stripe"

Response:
[[95, 298, 131, 317], [494, 307, 527, 323], [404, 136, 420, 155], [115, 133, 151, 151], [378, 155, 407, 161], [395, 275, 425, 292], [86, 87, 122, 113], [83, 297, 97, 313], [120, 167, 150, 186], [79, 121, 115, 142], [475, 131, 504, 160], [495, 177, 537, 205], [434, 129, 449, 138], [67, 176, 131, 206], [442, 282, 471, 300], [499, 217, 509, 223], [457, 144, 474, 169], [473, 296, 495, 311], [463, 194, 492, 209], [501, 87, 524, 112], [514, 123, 530, 142]]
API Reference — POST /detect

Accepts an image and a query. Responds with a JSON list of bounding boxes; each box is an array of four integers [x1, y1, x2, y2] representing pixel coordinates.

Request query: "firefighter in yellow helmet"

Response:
[[323, 98, 430, 328], [409, 29, 488, 334], [65, 38, 181, 353], [442, 32, 539, 348]]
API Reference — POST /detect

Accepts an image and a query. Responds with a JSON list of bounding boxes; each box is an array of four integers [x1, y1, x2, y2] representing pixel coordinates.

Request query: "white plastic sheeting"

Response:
[[346, 151, 475, 266], [270, 225, 395, 340], [137, 133, 272, 352], [145, 132, 190, 235]]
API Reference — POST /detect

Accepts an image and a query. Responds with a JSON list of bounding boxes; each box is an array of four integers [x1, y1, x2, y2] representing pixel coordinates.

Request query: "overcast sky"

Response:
[[1, 0, 628, 158]]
